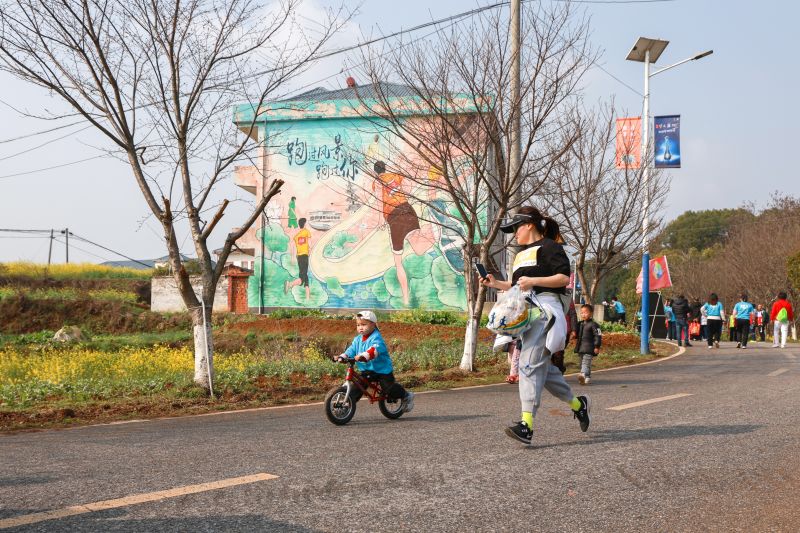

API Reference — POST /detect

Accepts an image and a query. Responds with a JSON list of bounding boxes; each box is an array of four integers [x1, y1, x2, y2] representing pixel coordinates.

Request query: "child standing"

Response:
[[728, 311, 737, 342], [336, 311, 414, 412], [574, 304, 602, 385]]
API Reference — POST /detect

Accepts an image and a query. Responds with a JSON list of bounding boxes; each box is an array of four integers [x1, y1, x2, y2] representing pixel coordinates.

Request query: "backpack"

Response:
[[777, 307, 789, 323]]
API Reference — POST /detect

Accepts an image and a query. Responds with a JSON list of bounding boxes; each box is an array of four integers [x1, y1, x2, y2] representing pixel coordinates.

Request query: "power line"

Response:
[[0, 154, 107, 180], [0, 119, 86, 144], [66, 231, 153, 268], [0, 124, 93, 162], [0, 0, 672, 180], [52, 237, 112, 263]]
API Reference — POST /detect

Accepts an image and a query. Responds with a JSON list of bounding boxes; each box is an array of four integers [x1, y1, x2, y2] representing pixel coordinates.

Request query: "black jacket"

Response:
[[690, 301, 702, 321], [672, 297, 690, 320], [574, 319, 602, 355]]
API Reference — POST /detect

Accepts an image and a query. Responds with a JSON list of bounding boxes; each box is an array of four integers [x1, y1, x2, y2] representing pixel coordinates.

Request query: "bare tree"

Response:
[[354, 3, 594, 370], [0, 0, 347, 389], [540, 101, 670, 304], [668, 195, 800, 311]]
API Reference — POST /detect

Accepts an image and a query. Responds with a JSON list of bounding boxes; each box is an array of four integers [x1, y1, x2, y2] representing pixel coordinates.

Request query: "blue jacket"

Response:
[[733, 301, 754, 320], [344, 328, 393, 374]]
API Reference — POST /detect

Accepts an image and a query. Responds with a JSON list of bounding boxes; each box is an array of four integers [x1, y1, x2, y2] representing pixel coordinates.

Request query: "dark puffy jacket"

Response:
[[672, 297, 690, 320], [574, 319, 602, 355]]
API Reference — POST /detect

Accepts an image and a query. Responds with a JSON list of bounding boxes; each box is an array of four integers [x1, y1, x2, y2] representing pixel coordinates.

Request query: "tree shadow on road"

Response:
[[351, 414, 491, 426], [530, 423, 762, 450], [582, 378, 670, 386], [0, 475, 56, 488], [1, 512, 320, 532]]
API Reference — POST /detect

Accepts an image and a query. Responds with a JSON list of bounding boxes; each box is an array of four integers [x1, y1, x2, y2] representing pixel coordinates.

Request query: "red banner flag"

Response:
[[636, 255, 673, 294], [616, 117, 641, 169]]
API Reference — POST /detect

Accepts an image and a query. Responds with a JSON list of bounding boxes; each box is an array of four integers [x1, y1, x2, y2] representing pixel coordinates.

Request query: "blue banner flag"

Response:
[[654, 115, 681, 168]]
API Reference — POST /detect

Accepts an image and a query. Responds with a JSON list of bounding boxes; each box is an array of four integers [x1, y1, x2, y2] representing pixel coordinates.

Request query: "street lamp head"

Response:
[[626, 37, 669, 63], [692, 50, 714, 60]]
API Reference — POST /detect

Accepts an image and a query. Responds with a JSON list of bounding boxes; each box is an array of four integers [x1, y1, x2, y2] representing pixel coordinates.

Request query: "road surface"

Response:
[[2, 342, 799, 532]]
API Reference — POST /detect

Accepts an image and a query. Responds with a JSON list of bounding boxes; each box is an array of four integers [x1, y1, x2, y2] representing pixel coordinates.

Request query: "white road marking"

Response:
[[607, 393, 693, 411], [768, 368, 790, 377], [0, 473, 278, 529]]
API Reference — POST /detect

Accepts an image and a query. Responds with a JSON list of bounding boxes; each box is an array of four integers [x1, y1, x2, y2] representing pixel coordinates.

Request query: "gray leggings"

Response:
[[517, 296, 575, 415], [580, 354, 593, 377]]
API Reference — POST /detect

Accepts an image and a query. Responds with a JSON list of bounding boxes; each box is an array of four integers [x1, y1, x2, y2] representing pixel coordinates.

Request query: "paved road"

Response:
[[2, 342, 800, 532]]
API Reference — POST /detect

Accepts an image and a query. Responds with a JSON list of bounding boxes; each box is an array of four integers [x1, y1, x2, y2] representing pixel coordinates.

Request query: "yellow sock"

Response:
[[569, 397, 581, 411], [521, 411, 533, 429]]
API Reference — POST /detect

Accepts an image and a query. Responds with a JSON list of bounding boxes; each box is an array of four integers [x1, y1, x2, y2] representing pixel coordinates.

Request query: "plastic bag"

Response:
[[486, 285, 541, 336]]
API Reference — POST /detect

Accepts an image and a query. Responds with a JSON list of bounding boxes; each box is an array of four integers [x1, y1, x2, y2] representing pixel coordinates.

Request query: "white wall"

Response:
[[151, 276, 228, 313]]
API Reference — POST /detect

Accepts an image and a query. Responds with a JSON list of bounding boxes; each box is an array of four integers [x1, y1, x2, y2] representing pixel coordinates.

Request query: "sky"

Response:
[[0, 0, 797, 264]]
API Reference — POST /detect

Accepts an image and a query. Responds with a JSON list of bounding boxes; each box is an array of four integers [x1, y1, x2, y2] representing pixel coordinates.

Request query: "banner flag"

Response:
[[615, 117, 641, 169], [654, 115, 681, 168], [636, 255, 673, 294]]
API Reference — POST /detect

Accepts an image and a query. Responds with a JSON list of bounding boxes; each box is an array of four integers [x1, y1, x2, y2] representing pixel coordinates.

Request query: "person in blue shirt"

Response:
[[610, 296, 626, 324], [701, 293, 725, 349], [336, 310, 414, 412], [732, 294, 755, 349], [664, 299, 677, 341]]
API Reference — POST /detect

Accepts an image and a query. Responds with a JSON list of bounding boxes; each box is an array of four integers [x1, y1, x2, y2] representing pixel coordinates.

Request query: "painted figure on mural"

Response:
[[371, 160, 435, 305], [287, 196, 298, 228], [285, 217, 312, 300]]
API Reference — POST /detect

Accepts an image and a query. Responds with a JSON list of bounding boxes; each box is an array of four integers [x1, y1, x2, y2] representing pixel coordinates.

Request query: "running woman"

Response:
[[479, 206, 590, 445]]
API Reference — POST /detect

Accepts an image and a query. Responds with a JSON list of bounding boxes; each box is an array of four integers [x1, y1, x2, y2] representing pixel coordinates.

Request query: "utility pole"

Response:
[[64, 228, 69, 264], [507, 0, 522, 277], [47, 229, 54, 267]]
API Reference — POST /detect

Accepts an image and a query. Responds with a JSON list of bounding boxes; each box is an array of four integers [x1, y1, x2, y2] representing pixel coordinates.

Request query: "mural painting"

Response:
[[236, 103, 482, 311]]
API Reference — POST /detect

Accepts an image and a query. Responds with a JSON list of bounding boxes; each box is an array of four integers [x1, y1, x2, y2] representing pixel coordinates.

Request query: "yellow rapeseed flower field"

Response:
[[0, 346, 193, 385], [0, 261, 152, 280], [0, 346, 274, 387]]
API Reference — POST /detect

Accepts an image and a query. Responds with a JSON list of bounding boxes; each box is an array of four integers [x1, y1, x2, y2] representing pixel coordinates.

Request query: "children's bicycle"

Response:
[[324, 358, 405, 425]]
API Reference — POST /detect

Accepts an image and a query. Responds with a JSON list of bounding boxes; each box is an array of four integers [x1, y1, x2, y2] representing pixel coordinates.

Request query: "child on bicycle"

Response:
[[336, 310, 415, 412]]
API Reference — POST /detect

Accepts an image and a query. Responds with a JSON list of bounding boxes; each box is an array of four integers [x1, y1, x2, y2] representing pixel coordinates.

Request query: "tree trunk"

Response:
[[191, 304, 214, 391], [460, 309, 480, 371]]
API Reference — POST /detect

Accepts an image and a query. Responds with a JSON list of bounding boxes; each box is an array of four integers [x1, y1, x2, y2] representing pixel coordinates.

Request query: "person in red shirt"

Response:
[[770, 291, 794, 348]]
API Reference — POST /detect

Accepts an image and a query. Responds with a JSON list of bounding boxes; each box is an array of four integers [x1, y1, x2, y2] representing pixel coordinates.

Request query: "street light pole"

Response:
[[641, 49, 651, 355], [626, 38, 712, 354]]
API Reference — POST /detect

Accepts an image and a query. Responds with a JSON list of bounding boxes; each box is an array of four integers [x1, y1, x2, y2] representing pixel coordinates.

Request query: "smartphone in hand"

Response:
[[475, 263, 489, 279]]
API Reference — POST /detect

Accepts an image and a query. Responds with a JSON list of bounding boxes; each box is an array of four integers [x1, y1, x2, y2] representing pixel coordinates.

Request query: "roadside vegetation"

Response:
[[0, 262, 677, 430], [0, 262, 152, 280]]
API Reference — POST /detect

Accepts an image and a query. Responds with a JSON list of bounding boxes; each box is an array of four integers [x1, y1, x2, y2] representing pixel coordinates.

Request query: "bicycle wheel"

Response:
[[378, 397, 404, 419], [324, 386, 356, 425]]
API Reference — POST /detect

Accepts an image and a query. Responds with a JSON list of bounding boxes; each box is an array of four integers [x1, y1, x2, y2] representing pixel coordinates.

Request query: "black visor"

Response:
[[499, 214, 535, 234]]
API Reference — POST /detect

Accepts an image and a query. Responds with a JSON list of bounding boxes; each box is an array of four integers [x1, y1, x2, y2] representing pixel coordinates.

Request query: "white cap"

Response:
[[355, 310, 378, 323]]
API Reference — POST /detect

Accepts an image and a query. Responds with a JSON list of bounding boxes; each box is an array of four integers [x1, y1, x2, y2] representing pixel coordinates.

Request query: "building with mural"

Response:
[[232, 81, 486, 312]]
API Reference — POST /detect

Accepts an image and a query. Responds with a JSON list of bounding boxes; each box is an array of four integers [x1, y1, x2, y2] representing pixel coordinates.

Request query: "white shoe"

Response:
[[707, 345, 713, 349], [402, 391, 415, 413], [584, 377, 591, 385], [741, 345, 747, 349], [773, 344, 780, 348]]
